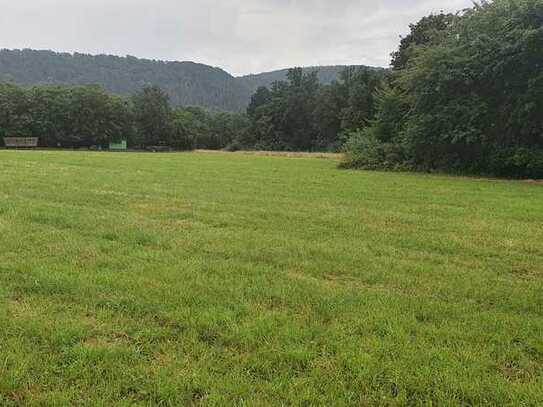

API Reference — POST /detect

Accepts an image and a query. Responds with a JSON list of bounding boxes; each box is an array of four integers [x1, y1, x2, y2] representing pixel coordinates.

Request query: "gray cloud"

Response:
[[0, 0, 473, 75]]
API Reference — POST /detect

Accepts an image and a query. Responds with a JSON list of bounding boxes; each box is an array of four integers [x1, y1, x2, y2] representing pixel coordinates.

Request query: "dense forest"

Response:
[[240, 67, 385, 151], [341, 0, 543, 178], [239, 66, 372, 94], [1, 0, 541, 178], [0, 49, 360, 111], [0, 50, 251, 111], [0, 63, 383, 152], [0, 83, 248, 150], [240, 0, 543, 178]]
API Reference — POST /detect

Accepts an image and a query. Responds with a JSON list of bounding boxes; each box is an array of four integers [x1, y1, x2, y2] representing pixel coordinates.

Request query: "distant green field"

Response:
[[0, 150, 542, 406]]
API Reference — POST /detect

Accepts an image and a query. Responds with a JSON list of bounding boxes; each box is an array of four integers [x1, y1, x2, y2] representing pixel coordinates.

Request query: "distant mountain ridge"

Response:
[[0, 49, 251, 111], [0, 49, 372, 111], [237, 66, 362, 94]]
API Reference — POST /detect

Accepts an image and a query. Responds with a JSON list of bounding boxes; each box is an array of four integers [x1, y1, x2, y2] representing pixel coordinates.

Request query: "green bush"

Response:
[[342, 0, 543, 179], [489, 148, 543, 179], [340, 128, 407, 171]]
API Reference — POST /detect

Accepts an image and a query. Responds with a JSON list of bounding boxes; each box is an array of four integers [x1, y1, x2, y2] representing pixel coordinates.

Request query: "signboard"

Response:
[[3, 137, 39, 148], [109, 140, 127, 150]]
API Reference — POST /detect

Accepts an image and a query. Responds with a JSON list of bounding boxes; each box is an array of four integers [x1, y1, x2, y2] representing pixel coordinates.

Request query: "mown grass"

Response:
[[0, 150, 542, 406]]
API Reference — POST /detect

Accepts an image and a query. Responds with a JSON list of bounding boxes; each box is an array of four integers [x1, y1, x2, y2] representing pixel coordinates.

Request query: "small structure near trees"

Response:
[[3, 137, 39, 148], [109, 140, 127, 151]]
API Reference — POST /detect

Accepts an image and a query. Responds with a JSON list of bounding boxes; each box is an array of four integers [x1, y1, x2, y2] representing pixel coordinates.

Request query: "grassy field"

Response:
[[0, 150, 542, 406]]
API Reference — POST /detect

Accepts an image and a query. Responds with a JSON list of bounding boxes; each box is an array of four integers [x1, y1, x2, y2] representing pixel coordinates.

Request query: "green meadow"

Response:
[[0, 150, 542, 406]]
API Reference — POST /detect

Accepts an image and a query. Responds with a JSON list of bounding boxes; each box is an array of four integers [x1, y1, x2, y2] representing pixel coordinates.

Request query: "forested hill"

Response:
[[237, 66, 364, 94], [0, 49, 366, 111], [0, 49, 252, 111]]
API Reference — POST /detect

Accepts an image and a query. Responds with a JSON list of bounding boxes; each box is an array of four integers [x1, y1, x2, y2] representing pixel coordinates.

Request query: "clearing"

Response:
[[0, 150, 542, 406]]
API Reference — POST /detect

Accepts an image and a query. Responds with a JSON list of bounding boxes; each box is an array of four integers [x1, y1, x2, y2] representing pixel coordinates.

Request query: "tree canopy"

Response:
[[0, 49, 366, 112], [239, 67, 385, 151], [342, 0, 543, 178], [0, 83, 249, 150]]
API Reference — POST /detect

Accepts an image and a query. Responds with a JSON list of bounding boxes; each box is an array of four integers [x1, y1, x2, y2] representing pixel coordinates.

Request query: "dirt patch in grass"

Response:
[[196, 149, 343, 160], [239, 151, 343, 159], [522, 179, 543, 185], [286, 270, 390, 292], [83, 332, 132, 349]]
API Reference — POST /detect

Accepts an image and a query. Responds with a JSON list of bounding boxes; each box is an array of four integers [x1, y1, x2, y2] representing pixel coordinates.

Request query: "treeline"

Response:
[[0, 66, 385, 152], [239, 65, 364, 94], [0, 83, 248, 149], [234, 67, 385, 151], [341, 0, 543, 178], [0, 50, 363, 112]]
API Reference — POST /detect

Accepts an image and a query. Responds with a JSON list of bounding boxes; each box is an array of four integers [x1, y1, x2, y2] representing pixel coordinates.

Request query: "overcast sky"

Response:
[[0, 0, 474, 76]]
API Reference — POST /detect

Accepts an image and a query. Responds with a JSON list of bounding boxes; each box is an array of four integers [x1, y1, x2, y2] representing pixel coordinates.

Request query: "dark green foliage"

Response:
[[343, 0, 543, 178], [0, 50, 366, 112], [340, 128, 406, 171], [238, 65, 370, 94], [170, 109, 198, 150], [390, 13, 457, 71], [0, 49, 252, 112], [209, 112, 251, 151], [132, 86, 173, 147], [335, 67, 386, 133], [247, 87, 272, 118], [341, 84, 409, 170], [245, 69, 320, 151], [170, 106, 250, 150], [0, 83, 250, 150], [0, 83, 134, 148], [243, 67, 385, 151], [0, 83, 30, 138]]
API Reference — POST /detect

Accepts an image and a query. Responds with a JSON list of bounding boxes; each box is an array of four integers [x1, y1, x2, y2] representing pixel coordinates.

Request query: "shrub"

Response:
[[339, 128, 408, 171]]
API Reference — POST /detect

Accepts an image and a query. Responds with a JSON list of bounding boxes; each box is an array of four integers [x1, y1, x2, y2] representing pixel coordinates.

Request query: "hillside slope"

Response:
[[0, 49, 252, 111], [0, 49, 372, 111], [237, 65, 361, 94]]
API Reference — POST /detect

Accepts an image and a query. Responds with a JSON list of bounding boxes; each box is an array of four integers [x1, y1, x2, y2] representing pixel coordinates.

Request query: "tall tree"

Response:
[[343, 0, 543, 178], [247, 87, 272, 118], [390, 13, 456, 70], [132, 86, 173, 146]]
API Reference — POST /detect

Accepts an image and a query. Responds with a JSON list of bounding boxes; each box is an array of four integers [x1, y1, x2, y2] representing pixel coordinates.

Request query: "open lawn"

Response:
[[0, 150, 542, 406]]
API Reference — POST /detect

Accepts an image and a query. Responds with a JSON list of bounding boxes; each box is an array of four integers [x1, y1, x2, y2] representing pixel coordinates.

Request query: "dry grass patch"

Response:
[[196, 149, 343, 159]]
